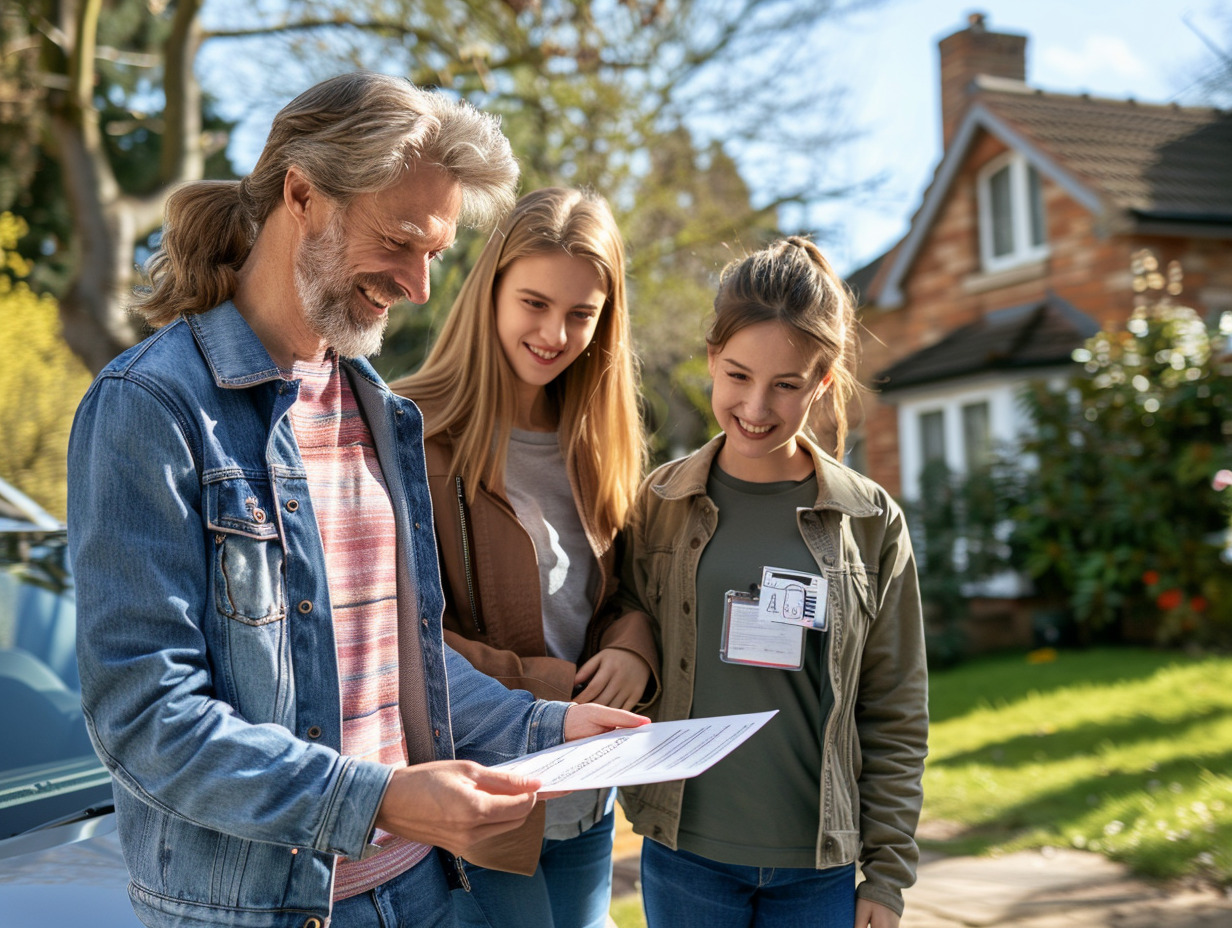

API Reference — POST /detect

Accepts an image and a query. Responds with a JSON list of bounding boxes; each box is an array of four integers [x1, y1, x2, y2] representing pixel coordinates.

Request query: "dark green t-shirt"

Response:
[[676, 464, 832, 868]]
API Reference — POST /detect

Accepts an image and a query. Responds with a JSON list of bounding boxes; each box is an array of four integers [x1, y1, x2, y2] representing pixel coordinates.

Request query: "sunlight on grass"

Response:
[[610, 894, 647, 928], [922, 648, 1232, 885]]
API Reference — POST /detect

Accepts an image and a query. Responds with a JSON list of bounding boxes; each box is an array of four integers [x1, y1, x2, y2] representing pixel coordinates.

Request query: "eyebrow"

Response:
[[391, 219, 455, 249], [516, 287, 603, 310], [720, 357, 807, 380]]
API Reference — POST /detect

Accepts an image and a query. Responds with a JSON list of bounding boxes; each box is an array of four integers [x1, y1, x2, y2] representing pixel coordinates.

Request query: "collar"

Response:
[[652, 433, 883, 517], [186, 302, 385, 391]]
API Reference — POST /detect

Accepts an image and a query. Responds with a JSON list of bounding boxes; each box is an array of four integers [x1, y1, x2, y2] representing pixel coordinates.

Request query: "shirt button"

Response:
[[298, 600, 313, 614], [286, 499, 299, 512], [414, 522, 420, 529], [306, 726, 322, 740], [434, 729, 441, 738]]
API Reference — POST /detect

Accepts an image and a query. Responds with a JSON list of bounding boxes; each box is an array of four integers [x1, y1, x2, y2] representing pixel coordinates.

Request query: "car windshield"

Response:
[[0, 532, 112, 839]]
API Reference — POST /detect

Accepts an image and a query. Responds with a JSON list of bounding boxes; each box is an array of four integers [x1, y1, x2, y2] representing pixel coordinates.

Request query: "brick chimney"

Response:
[[938, 12, 1027, 148]]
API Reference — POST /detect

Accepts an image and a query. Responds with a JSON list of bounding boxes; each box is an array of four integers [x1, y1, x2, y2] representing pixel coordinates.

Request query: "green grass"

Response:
[[922, 647, 1232, 886], [609, 893, 647, 928]]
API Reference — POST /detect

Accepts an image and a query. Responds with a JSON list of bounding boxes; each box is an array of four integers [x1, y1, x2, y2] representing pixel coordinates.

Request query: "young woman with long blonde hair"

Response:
[[392, 186, 655, 928]]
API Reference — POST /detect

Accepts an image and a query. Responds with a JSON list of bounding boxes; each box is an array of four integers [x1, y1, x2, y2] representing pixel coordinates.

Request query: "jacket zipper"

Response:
[[455, 475, 485, 634]]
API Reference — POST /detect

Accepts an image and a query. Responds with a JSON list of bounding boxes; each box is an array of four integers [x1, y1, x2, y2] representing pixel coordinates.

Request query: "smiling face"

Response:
[[494, 251, 607, 429], [708, 320, 829, 482], [294, 161, 461, 358]]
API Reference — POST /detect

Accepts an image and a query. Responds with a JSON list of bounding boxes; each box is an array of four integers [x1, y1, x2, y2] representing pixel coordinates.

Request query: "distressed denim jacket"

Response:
[[68, 303, 568, 928]]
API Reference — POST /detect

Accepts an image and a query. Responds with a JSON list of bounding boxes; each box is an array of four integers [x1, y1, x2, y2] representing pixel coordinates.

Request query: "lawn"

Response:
[[921, 647, 1232, 886], [609, 647, 1232, 926]]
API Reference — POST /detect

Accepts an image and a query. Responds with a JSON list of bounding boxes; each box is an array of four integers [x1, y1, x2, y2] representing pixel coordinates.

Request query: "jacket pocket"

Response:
[[206, 475, 285, 626]]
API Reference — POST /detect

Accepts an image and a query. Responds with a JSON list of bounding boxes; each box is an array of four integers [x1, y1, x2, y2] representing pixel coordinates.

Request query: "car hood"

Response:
[[0, 813, 141, 927]]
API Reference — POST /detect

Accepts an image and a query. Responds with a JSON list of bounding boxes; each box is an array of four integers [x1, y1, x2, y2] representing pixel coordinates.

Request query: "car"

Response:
[[0, 499, 141, 926]]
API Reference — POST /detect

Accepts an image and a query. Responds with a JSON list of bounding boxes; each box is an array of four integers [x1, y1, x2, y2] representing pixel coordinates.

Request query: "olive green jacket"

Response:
[[617, 434, 928, 916]]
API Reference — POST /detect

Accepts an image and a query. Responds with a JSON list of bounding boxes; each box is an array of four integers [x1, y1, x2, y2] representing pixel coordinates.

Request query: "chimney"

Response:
[[937, 12, 1027, 148]]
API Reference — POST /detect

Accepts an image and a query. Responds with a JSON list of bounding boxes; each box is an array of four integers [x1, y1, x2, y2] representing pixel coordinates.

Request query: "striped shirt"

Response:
[[287, 353, 431, 901]]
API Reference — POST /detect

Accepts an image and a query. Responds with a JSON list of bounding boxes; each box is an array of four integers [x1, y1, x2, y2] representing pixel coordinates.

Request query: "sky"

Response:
[[798, 0, 1228, 273], [210, 1, 1228, 277]]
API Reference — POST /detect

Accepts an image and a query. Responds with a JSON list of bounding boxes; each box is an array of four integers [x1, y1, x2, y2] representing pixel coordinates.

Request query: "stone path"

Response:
[[610, 844, 1232, 927]]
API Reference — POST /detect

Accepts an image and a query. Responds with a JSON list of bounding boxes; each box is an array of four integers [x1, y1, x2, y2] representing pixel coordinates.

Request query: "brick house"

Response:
[[851, 12, 1232, 508]]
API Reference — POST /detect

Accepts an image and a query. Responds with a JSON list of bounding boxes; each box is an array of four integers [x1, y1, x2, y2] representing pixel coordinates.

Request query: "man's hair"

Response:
[[134, 71, 519, 326]]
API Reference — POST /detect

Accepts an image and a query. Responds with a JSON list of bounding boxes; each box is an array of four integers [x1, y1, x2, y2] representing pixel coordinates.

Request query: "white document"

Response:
[[758, 566, 829, 630], [490, 711, 778, 791]]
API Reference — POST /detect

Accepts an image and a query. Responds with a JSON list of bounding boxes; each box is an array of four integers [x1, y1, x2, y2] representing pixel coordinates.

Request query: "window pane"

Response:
[[1028, 166, 1046, 247], [989, 166, 1014, 257], [962, 401, 990, 470], [920, 411, 945, 464]]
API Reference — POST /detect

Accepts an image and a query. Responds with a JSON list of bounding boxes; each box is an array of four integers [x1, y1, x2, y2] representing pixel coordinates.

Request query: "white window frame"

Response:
[[976, 152, 1049, 273]]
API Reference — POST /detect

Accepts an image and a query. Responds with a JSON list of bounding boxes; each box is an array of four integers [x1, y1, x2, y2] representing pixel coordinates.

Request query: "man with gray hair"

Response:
[[67, 71, 645, 928]]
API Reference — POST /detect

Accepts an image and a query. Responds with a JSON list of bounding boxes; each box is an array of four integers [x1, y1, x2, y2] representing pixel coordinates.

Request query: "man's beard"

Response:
[[294, 214, 398, 359]]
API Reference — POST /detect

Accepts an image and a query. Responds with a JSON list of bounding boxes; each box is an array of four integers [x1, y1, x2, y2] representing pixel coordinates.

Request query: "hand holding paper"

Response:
[[494, 711, 777, 792]]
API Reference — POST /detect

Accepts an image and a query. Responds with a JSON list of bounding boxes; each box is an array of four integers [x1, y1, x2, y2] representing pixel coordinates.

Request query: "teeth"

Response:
[[359, 286, 390, 310], [737, 418, 772, 434], [527, 345, 561, 360]]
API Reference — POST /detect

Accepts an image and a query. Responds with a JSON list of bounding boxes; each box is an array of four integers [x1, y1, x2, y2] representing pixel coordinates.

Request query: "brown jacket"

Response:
[[414, 397, 659, 874]]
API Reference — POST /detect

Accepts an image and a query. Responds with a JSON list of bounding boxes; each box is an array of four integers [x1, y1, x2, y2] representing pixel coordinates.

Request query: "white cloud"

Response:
[[1038, 35, 1151, 90]]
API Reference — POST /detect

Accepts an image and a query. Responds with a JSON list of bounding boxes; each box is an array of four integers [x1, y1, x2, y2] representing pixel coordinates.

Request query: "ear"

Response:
[[283, 166, 316, 234], [814, 370, 834, 401], [707, 344, 719, 379]]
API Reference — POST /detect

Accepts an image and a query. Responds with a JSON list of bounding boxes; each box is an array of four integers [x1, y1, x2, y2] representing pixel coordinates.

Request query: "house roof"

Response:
[[872, 79, 1232, 307], [875, 294, 1099, 393]]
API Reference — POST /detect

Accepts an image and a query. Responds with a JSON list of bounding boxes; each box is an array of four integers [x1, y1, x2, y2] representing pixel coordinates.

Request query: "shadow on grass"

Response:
[[927, 648, 1203, 724], [931, 707, 1231, 769], [922, 749, 1232, 879]]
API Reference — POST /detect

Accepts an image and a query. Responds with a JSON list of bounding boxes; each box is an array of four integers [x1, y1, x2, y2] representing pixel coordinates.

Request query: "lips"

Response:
[[357, 285, 394, 314], [734, 416, 774, 437], [525, 343, 562, 363]]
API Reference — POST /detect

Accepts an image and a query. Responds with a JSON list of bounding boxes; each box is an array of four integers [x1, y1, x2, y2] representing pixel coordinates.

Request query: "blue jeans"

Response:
[[640, 839, 855, 928], [331, 856, 457, 927], [452, 810, 616, 928]]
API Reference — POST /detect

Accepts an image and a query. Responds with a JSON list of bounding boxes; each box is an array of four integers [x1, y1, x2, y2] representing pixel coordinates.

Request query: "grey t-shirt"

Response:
[[676, 463, 831, 868], [504, 428, 608, 838]]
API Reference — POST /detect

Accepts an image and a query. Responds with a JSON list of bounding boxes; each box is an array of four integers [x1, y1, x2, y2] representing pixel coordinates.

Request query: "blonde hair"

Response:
[[707, 236, 860, 458], [393, 187, 645, 540], [134, 71, 518, 326]]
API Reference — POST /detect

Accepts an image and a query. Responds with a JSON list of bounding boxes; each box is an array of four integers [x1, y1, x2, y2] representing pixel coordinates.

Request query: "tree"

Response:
[[4, 0, 878, 377], [0, 212, 92, 517]]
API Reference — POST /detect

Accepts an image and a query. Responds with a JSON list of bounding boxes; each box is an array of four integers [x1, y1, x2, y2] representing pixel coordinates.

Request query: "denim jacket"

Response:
[[67, 303, 568, 928], [616, 434, 928, 917]]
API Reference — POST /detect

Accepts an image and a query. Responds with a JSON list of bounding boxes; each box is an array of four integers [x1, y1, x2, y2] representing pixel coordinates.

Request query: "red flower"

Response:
[[1156, 589, 1184, 611], [1142, 570, 1160, 586], [1190, 596, 1209, 613]]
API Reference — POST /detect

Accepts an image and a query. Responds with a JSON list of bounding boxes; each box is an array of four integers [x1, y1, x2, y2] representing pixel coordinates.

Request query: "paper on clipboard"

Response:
[[489, 711, 777, 791]]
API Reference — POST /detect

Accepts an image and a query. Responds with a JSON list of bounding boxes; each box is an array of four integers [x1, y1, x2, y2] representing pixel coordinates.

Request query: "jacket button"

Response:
[[421, 617, 429, 628], [823, 554, 836, 567], [434, 728, 441, 738], [414, 521, 420, 529], [298, 600, 313, 614], [689, 537, 700, 549], [679, 658, 689, 672], [682, 601, 691, 614], [286, 499, 299, 512], [304, 918, 323, 928], [823, 837, 835, 851], [306, 726, 322, 740], [253, 508, 266, 523]]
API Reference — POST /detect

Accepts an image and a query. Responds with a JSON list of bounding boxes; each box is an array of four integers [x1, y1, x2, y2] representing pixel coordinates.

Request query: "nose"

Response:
[[392, 253, 432, 305], [744, 387, 772, 419], [538, 312, 568, 349]]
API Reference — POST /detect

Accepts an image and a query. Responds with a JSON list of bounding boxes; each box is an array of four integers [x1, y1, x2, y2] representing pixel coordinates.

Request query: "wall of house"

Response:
[[858, 128, 1232, 495]]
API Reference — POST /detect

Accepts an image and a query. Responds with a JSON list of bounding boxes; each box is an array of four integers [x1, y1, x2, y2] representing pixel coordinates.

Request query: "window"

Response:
[[977, 152, 1047, 271], [962, 401, 991, 470], [920, 410, 946, 466]]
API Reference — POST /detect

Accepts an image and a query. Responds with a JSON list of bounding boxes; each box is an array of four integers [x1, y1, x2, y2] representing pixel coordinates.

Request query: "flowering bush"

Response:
[[1010, 253, 1232, 648]]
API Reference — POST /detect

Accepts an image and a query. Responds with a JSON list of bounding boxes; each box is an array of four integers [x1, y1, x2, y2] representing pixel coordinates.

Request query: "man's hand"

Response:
[[573, 648, 652, 710], [373, 760, 542, 859], [563, 702, 650, 741], [854, 898, 900, 928]]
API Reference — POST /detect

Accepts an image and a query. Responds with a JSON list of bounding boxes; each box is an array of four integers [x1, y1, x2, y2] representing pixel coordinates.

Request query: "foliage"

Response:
[[1011, 256, 1232, 648], [905, 457, 1022, 665], [0, 213, 92, 518], [923, 648, 1232, 887]]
